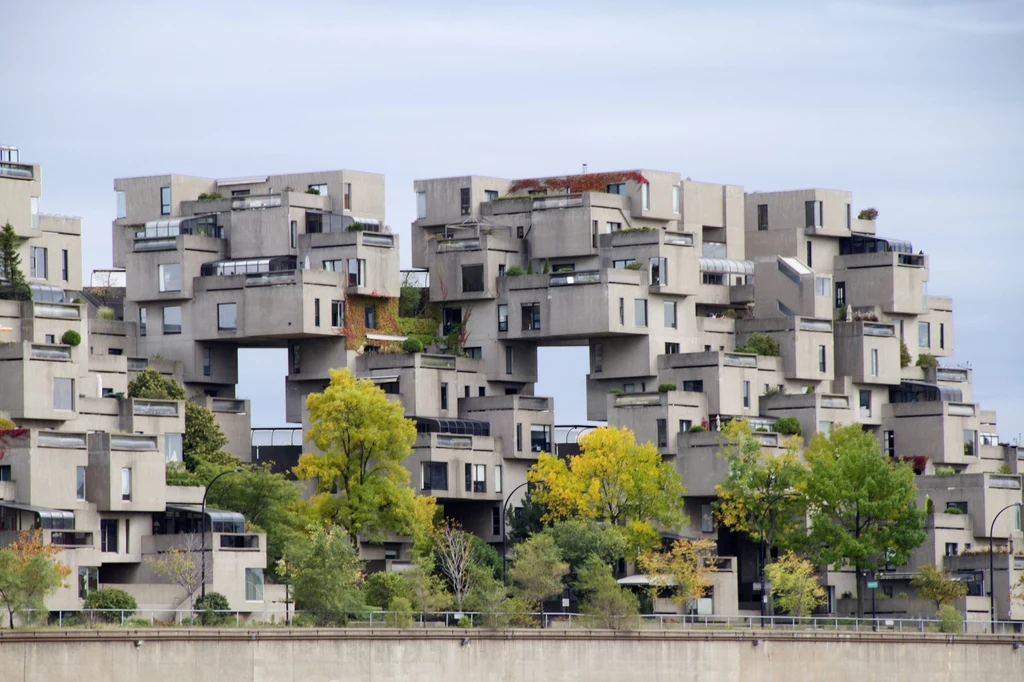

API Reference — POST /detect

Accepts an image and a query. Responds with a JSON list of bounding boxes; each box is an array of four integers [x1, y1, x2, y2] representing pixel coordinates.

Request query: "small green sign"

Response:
[[867, 581, 879, 589]]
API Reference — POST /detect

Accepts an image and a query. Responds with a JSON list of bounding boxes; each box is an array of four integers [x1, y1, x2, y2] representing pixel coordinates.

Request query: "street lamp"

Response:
[[502, 479, 544, 586], [989, 501, 1021, 632], [200, 468, 243, 601], [758, 489, 801, 622]]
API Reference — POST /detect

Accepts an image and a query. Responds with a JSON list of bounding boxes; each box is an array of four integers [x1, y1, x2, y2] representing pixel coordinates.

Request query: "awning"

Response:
[[699, 258, 754, 275], [30, 283, 65, 302], [778, 256, 812, 275], [0, 502, 75, 528], [216, 176, 268, 187], [366, 333, 406, 342], [166, 505, 245, 530], [617, 574, 677, 587], [369, 375, 400, 384]]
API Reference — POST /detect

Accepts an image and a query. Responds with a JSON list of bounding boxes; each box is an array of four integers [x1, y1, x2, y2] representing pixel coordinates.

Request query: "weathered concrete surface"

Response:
[[0, 629, 1021, 682]]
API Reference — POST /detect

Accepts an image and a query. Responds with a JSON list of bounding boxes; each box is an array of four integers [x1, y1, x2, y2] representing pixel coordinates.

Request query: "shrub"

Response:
[[925, 495, 934, 513], [72, 297, 84, 304], [542, 259, 551, 274], [624, 261, 643, 271], [608, 388, 624, 395], [763, 385, 787, 397], [997, 464, 1013, 475], [84, 588, 137, 622], [97, 306, 115, 320], [194, 592, 232, 625], [197, 192, 223, 200], [657, 383, 676, 393], [688, 425, 706, 433], [934, 605, 962, 633], [774, 417, 803, 436], [733, 346, 754, 354], [401, 337, 423, 354], [305, 187, 321, 195], [935, 467, 956, 477], [364, 572, 410, 610], [835, 306, 847, 322], [456, 615, 472, 628], [504, 265, 527, 277], [0, 416, 15, 429], [60, 330, 81, 346], [722, 309, 737, 319], [943, 507, 964, 515], [384, 596, 414, 628], [915, 353, 938, 369], [857, 208, 879, 221], [755, 427, 768, 432], [346, 222, 366, 232], [745, 333, 780, 357], [900, 339, 911, 368]]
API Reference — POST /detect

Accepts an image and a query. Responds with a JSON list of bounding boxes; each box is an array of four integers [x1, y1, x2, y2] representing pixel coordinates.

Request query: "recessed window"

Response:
[[860, 389, 872, 418], [421, 462, 448, 491], [440, 383, 448, 411], [307, 183, 328, 196], [607, 221, 622, 232], [0, 465, 12, 482], [619, 298, 624, 325], [460, 188, 471, 215], [818, 345, 827, 372], [462, 264, 484, 293], [416, 191, 427, 219], [592, 342, 603, 373], [683, 380, 704, 392], [665, 342, 680, 354], [364, 304, 376, 329], [76, 466, 86, 500], [818, 421, 833, 434], [61, 250, 69, 282], [158, 263, 182, 293], [939, 323, 945, 349], [701, 505, 714, 533], [217, 302, 237, 330], [806, 241, 813, 268], [485, 190, 498, 202], [757, 204, 768, 230], [331, 300, 344, 327], [641, 183, 650, 210], [291, 342, 301, 374], [963, 430, 976, 457], [160, 186, 171, 215], [290, 220, 298, 248], [314, 298, 320, 327], [53, 378, 74, 411], [835, 281, 846, 308], [634, 299, 647, 327], [245, 568, 264, 601], [30, 246, 47, 278], [116, 190, 127, 219], [871, 348, 879, 377], [495, 465, 502, 494], [505, 346, 514, 375], [883, 430, 895, 456], [516, 226, 524, 238], [464, 346, 482, 360], [343, 183, 352, 210], [814, 277, 831, 297], [657, 419, 667, 448], [466, 463, 487, 493], [79, 567, 98, 599], [743, 380, 750, 408], [664, 301, 677, 329], [672, 186, 680, 214], [139, 307, 147, 336], [166, 433, 183, 464], [607, 183, 625, 195], [348, 258, 365, 287], [516, 423, 522, 451], [918, 321, 930, 348], [497, 304, 508, 332], [522, 303, 541, 331], [203, 347, 212, 377], [531, 424, 552, 453], [44, 334, 55, 344], [162, 306, 182, 334], [805, 199, 822, 228], [121, 467, 132, 501], [702, 273, 725, 285], [101, 519, 118, 553], [649, 257, 667, 286], [442, 307, 462, 335]]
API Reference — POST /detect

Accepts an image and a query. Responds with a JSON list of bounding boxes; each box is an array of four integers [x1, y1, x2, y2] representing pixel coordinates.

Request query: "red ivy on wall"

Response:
[[338, 294, 402, 353], [0, 428, 30, 461], [507, 171, 649, 195]]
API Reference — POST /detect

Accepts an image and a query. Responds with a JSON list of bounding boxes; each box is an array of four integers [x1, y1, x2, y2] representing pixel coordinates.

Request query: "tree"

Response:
[[764, 552, 826, 617], [509, 534, 568, 609], [364, 571, 410, 610], [398, 271, 424, 317], [0, 222, 31, 302], [183, 400, 234, 471], [194, 591, 231, 625], [638, 538, 717, 611], [899, 339, 912, 368], [714, 419, 807, 571], [506, 487, 548, 544], [743, 333, 780, 357], [148, 532, 203, 611], [403, 558, 451, 615], [574, 554, 639, 629], [0, 529, 71, 628], [541, 519, 627, 581], [294, 368, 418, 544], [285, 524, 366, 626], [435, 521, 475, 612], [84, 587, 138, 622], [471, 535, 503, 582], [127, 367, 185, 400], [802, 424, 926, 617], [528, 426, 687, 554], [911, 564, 968, 612], [0, 417, 15, 430]]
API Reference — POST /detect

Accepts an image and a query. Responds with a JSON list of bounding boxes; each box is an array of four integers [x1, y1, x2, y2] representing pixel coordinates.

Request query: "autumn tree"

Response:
[[147, 532, 203, 611], [638, 538, 718, 611], [0, 222, 31, 302], [509, 533, 568, 609], [764, 552, 826, 617], [528, 426, 687, 554], [284, 524, 366, 626], [802, 424, 926, 617], [294, 369, 418, 544], [0, 529, 71, 628], [911, 563, 968, 613]]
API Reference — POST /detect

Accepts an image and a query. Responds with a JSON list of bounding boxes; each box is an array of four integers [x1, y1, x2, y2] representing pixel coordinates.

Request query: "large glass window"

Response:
[[860, 389, 872, 417], [460, 187, 471, 215], [246, 568, 264, 601], [116, 190, 127, 219], [76, 466, 86, 500], [522, 303, 541, 331], [101, 519, 118, 553], [701, 505, 715, 533], [531, 424, 552, 453], [805, 199, 822, 228], [163, 306, 182, 334], [364, 304, 376, 329], [465, 463, 487, 493], [641, 183, 650, 210], [53, 378, 74, 411], [664, 301, 677, 329], [607, 183, 625, 195], [216, 303, 237, 330], [818, 345, 827, 372], [121, 468, 132, 501], [421, 462, 448, 491], [814, 276, 831, 297], [485, 190, 498, 202], [416, 191, 427, 219], [158, 263, 182, 292], [757, 204, 768, 230], [160, 186, 171, 215], [963, 429, 976, 457], [649, 257, 667, 286], [30, 246, 47, 278], [871, 348, 879, 377], [443, 307, 462, 335], [672, 186, 680, 214], [166, 433, 183, 464], [79, 567, 98, 599], [495, 465, 503, 494], [462, 264, 484, 293], [634, 299, 647, 327], [743, 380, 750, 408], [918, 321, 930, 348], [331, 300, 344, 327], [657, 419, 667, 448], [665, 342, 680, 354], [139, 307, 147, 336], [497, 304, 508, 332], [348, 258, 365, 287], [307, 183, 328, 196]]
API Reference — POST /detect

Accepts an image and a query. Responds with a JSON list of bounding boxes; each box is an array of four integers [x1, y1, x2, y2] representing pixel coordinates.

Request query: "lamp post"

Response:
[[989, 501, 1022, 632], [200, 468, 243, 602], [502, 479, 543, 586], [758, 489, 801, 623]]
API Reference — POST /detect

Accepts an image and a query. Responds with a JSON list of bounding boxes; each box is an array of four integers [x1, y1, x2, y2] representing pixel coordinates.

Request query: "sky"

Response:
[[2, 0, 1022, 439]]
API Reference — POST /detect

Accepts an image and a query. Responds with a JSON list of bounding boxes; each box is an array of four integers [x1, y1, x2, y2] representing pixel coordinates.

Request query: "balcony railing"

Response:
[[664, 232, 694, 246], [420, 355, 456, 369], [231, 195, 281, 210], [436, 435, 472, 449], [437, 238, 481, 252], [133, 400, 179, 417], [245, 272, 297, 287], [549, 270, 601, 287], [362, 233, 394, 248], [821, 395, 850, 409], [989, 476, 1021, 490], [897, 254, 925, 267], [219, 533, 260, 550], [0, 162, 33, 180], [862, 323, 895, 337], [799, 319, 832, 332], [127, 358, 149, 371], [518, 397, 550, 411], [30, 344, 71, 360], [614, 393, 662, 407], [110, 435, 158, 450], [533, 194, 583, 210], [49, 531, 94, 547], [936, 368, 969, 383], [211, 399, 246, 413], [723, 353, 757, 368], [37, 432, 87, 448], [33, 302, 80, 320]]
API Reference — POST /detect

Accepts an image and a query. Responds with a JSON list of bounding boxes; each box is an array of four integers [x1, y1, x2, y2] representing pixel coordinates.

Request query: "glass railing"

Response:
[[133, 400, 178, 417], [549, 270, 600, 286], [533, 195, 583, 210], [211, 399, 246, 413], [436, 435, 472, 449], [219, 534, 260, 549], [110, 435, 158, 450], [362, 233, 394, 247], [0, 162, 33, 179], [437, 238, 481, 252], [664, 232, 694, 245], [33, 303, 80, 320], [37, 432, 87, 448], [862, 323, 895, 337], [30, 345, 72, 360], [421, 355, 456, 369], [49, 532, 93, 547]]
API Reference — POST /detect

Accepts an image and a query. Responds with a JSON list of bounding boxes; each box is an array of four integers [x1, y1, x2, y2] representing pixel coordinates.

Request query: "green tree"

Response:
[[84, 587, 138, 622], [0, 417, 16, 430], [294, 369, 418, 544], [127, 367, 186, 400], [509, 533, 568, 609], [363, 571, 410, 610], [193, 591, 231, 625], [471, 535, 503, 582], [506, 487, 548, 544], [529, 425, 687, 554], [744, 333, 780, 357], [541, 519, 627, 581], [0, 223, 31, 302], [147, 532, 202, 610], [764, 552, 825, 617], [574, 554, 639, 629], [0, 530, 72, 628], [285, 524, 366, 626], [183, 400, 234, 471], [899, 339, 912, 368], [911, 564, 968, 612], [398, 271, 424, 317], [802, 424, 926, 617]]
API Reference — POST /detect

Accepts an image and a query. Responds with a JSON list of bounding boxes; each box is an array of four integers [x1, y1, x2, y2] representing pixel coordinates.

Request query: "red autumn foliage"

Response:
[[897, 455, 929, 475], [507, 171, 649, 195]]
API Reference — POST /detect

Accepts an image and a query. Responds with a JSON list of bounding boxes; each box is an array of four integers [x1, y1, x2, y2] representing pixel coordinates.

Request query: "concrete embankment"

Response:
[[0, 628, 1021, 681]]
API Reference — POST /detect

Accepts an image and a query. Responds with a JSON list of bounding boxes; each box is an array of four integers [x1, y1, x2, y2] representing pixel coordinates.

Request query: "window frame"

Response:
[[634, 298, 648, 327], [664, 300, 677, 329], [521, 302, 541, 331], [497, 304, 508, 332], [160, 186, 171, 215], [217, 302, 237, 330], [162, 305, 182, 335]]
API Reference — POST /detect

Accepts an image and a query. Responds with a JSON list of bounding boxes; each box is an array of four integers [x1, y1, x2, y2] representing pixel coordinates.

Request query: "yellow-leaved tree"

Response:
[[638, 537, 718, 609], [294, 368, 419, 544], [528, 425, 687, 554], [0, 529, 72, 628]]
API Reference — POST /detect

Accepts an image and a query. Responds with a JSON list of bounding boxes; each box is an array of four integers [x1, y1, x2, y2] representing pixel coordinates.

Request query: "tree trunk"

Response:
[[855, 567, 864, 619], [7, 608, 13, 630]]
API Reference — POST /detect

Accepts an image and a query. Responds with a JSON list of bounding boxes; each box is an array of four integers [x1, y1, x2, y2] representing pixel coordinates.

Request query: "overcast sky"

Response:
[[2, 0, 1021, 440]]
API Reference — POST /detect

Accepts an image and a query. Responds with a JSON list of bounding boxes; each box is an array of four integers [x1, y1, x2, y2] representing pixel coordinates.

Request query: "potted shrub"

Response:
[[401, 337, 423, 354], [60, 330, 81, 346], [857, 208, 878, 221]]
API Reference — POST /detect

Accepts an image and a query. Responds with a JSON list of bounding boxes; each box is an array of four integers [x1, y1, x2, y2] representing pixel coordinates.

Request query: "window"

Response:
[[108, 347, 123, 356], [871, 348, 879, 377], [479, 386, 485, 397], [818, 345, 826, 372], [818, 421, 833, 434], [592, 219, 599, 247], [166, 433, 183, 464], [61, 249, 69, 281], [743, 381, 750, 408], [44, 334, 55, 344], [918, 321, 930, 348], [231, 189, 250, 197], [522, 303, 541, 331], [679, 419, 692, 434], [313, 298, 320, 327], [217, 302, 237, 330], [462, 264, 484, 293], [814, 277, 830, 297], [462, 347, 481, 360], [343, 183, 352, 210], [607, 221, 622, 232], [641, 183, 650, 210], [307, 183, 328, 196], [290, 220, 297, 248], [464, 385, 470, 398], [664, 301, 677, 329], [140, 307, 147, 336], [485, 190, 498, 202], [618, 298, 624, 325], [701, 504, 714, 533], [683, 380, 704, 392], [963, 429, 976, 457], [495, 465, 503, 494], [939, 323, 945, 349], [757, 204, 768, 230], [421, 462, 448, 491], [498, 264, 506, 277], [79, 567, 98, 599], [331, 300, 344, 327], [491, 507, 501, 536], [291, 342, 301, 373], [348, 258, 365, 287], [160, 186, 171, 215], [30, 246, 47, 278], [946, 501, 968, 515], [76, 466, 86, 501], [657, 419, 667, 448], [702, 272, 725, 285], [860, 389, 872, 417], [440, 383, 449, 410], [634, 299, 647, 327], [612, 259, 636, 270], [163, 306, 182, 334], [497, 304, 508, 332], [835, 281, 846, 308], [246, 568, 264, 601], [121, 468, 132, 501], [531, 424, 552, 453], [1016, 506, 1022, 532], [116, 190, 127, 219], [516, 225, 524, 238], [53, 378, 74, 411], [846, 203, 852, 231], [0, 466, 10, 482], [623, 383, 636, 394], [516, 423, 522, 451], [442, 307, 462, 335], [101, 519, 118, 553], [607, 183, 625, 194], [672, 186, 681, 214], [460, 187, 471, 215], [665, 342, 680, 354], [506, 346, 514, 375], [466, 463, 486, 493], [592, 342, 603, 372], [883, 430, 895, 456], [125, 519, 130, 554], [806, 241, 813, 268], [649, 257, 667, 286], [944, 543, 958, 558], [203, 347, 212, 376], [416, 191, 427, 219], [364, 304, 376, 329], [805, 199, 822, 228], [158, 263, 182, 293]]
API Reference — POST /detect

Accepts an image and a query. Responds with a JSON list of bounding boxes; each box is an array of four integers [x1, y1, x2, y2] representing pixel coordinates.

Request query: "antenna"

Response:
[[582, 163, 588, 174]]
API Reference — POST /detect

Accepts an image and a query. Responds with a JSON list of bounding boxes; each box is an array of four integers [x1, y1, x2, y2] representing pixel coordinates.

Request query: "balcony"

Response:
[[132, 399, 179, 417], [49, 531, 94, 547], [33, 302, 80, 320], [218, 533, 260, 550], [29, 344, 71, 361], [0, 161, 33, 180]]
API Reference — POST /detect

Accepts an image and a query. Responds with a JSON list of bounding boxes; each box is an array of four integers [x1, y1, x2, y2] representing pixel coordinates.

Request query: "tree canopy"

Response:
[[0, 529, 71, 628], [764, 551, 826, 617], [638, 538, 717, 609], [509, 533, 568, 608], [911, 563, 968, 613], [284, 524, 366, 626], [0, 223, 31, 302], [127, 368, 186, 400]]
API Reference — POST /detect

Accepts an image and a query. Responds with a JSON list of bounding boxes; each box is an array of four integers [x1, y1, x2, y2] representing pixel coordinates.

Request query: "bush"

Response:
[[60, 330, 81, 346], [915, 353, 938, 369], [688, 425, 706, 433], [934, 604, 962, 633], [997, 464, 1013, 475], [857, 208, 879, 221], [194, 592, 232, 625], [935, 467, 956, 477], [128, 367, 186, 400], [384, 596, 414, 627], [774, 417, 803, 436], [900, 339, 911, 368], [364, 572, 410, 610], [456, 615, 472, 628], [401, 337, 423, 354], [657, 383, 676, 393], [755, 427, 768, 432], [722, 309, 737, 319], [733, 346, 754, 353], [943, 507, 964, 515], [624, 261, 643, 271], [72, 297, 84, 304], [98, 306, 116, 320], [84, 588, 137, 622], [346, 222, 366, 232], [197, 192, 223, 200], [835, 306, 847, 322], [925, 495, 935, 513], [504, 265, 527, 277], [744, 333, 780, 357], [305, 187, 321, 195], [0, 416, 16, 429], [608, 388, 624, 395]]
